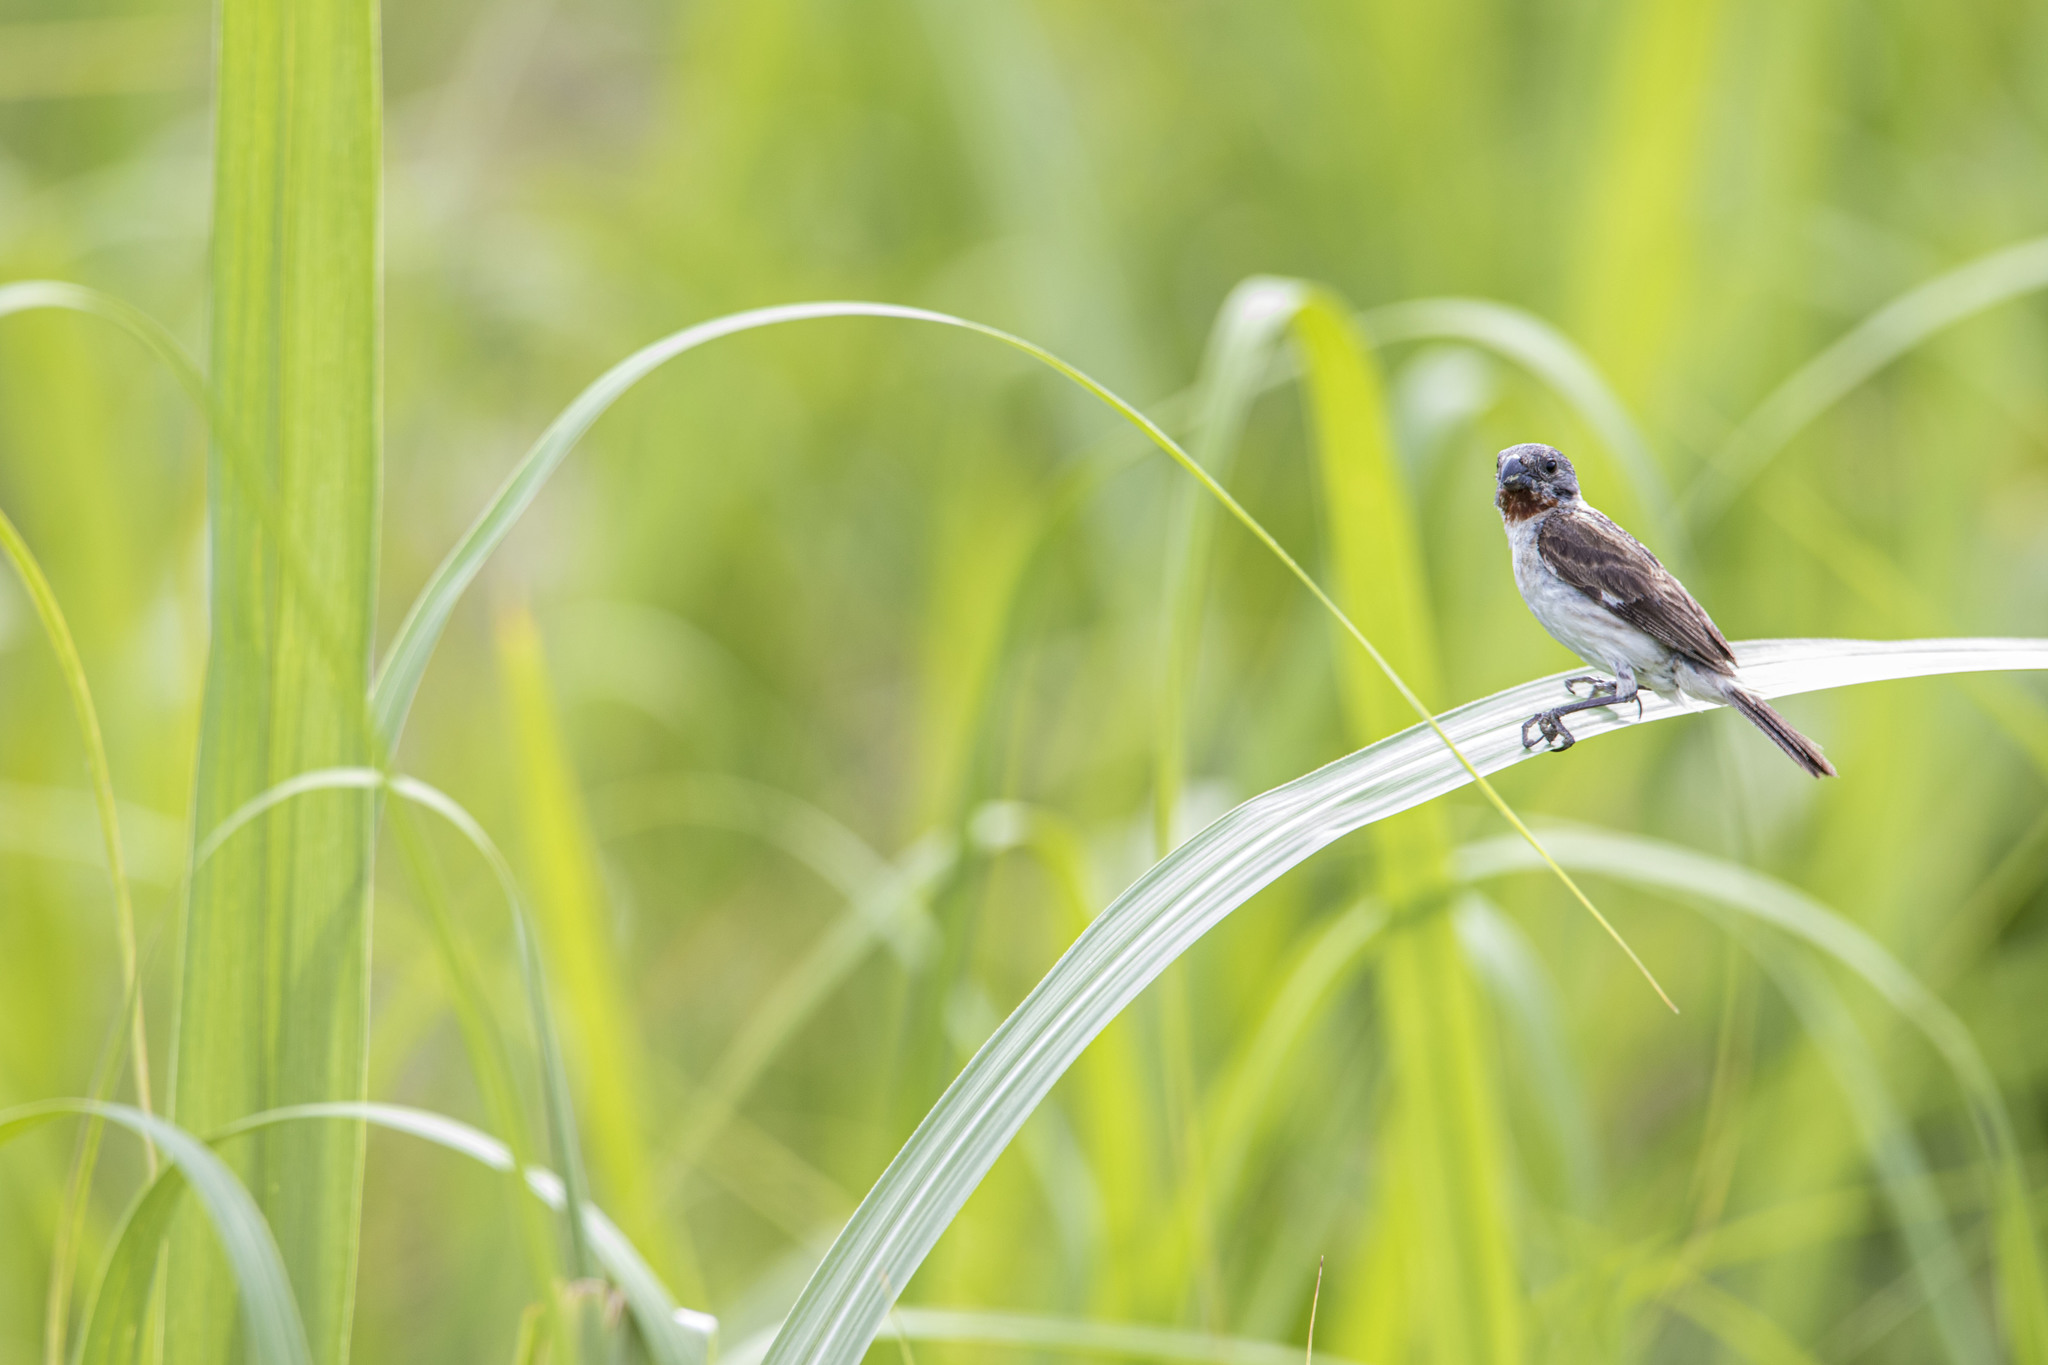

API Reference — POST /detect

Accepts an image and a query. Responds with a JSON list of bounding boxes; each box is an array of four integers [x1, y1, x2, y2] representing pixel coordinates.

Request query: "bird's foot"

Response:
[[1563, 674, 1644, 721], [1521, 709, 1577, 752]]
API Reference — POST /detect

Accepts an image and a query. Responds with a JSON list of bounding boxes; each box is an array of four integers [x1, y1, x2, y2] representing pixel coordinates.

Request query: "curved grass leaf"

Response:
[[0, 505, 163, 1361], [0, 1100, 310, 1365], [0, 281, 212, 414], [1454, 824, 2048, 1363], [212, 1103, 711, 1365], [195, 768, 597, 1276], [1689, 234, 2048, 521], [365, 301, 1588, 1008], [0, 279, 366, 691], [0, 317, 172, 1363], [370, 302, 1391, 748], [1200, 280, 1667, 1028], [1155, 276, 1301, 850], [760, 636, 2048, 1365], [728, 1307, 1359, 1365]]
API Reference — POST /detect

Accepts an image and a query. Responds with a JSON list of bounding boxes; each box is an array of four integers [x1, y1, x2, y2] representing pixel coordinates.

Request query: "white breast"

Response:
[[1503, 508, 1679, 690]]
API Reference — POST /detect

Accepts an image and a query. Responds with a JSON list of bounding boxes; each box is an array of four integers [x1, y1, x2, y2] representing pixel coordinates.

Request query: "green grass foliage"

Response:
[[1, 1, 2047, 1363]]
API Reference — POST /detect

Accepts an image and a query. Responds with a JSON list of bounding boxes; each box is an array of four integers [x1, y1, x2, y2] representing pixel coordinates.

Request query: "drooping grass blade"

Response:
[[0, 1100, 312, 1365], [760, 637, 2048, 1365]]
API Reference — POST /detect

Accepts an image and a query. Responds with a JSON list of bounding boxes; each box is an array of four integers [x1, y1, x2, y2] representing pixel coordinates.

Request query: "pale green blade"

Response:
[[760, 637, 2048, 1365], [0, 1100, 311, 1365], [171, 0, 382, 1358]]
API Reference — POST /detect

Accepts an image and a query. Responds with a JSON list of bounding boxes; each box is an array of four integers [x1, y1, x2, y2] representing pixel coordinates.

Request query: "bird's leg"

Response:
[[1523, 668, 1642, 752]]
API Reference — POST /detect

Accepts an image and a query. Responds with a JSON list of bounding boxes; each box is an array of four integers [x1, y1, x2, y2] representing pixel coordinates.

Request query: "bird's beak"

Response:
[[1498, 454, 1530, 489]]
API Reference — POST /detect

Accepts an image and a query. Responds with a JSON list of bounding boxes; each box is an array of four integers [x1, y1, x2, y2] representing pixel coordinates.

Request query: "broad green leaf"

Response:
[[760, 637, 2048, 1365], [1154, 276, 1300, 851], [0, 1100, 311, 1365], [171, 0, 382, 1359]]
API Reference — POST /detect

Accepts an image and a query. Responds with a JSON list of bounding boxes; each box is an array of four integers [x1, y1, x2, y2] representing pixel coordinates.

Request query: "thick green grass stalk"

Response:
[[1288, 292, 1523, 1364], [170, 0, 381, 1358], [1161, 277, 1528, 1351]]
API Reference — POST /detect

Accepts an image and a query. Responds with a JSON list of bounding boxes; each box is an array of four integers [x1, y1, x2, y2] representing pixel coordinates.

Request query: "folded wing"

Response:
[[1536, 508, 1736, 672]]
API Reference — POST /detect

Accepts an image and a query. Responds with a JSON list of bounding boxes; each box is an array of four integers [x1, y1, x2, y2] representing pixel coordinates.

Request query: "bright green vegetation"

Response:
[[1, 2, 2046, 1363]]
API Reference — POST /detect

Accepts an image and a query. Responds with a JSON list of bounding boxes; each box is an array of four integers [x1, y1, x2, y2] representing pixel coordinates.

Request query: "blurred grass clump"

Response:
[[1, 0, 2047, 1362]]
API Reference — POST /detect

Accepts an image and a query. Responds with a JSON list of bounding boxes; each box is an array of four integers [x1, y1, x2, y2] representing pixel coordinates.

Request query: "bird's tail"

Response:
[[1727, 687, 1836, 778]]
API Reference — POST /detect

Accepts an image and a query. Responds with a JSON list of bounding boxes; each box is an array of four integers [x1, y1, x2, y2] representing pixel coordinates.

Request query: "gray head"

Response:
[[1495, 443, 1579, 519]]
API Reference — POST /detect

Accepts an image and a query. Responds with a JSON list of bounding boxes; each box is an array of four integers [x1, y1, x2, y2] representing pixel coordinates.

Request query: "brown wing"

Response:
[[1536, 508, 1736, 671]]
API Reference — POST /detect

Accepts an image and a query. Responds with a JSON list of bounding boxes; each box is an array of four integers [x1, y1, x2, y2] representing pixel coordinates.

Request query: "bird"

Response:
[[1493, 442, 1835, 777]]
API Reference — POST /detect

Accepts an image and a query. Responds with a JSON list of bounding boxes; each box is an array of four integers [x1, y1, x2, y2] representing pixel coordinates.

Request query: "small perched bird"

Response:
[[1494, 442, 1835, 777]]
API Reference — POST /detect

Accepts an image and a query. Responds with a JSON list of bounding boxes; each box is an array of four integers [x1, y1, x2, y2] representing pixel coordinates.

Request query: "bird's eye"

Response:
[[1544, 460, 1558, 474]]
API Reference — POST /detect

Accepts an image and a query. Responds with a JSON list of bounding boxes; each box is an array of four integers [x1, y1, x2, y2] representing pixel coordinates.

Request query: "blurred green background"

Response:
[[2, 0, 2047, 1361]]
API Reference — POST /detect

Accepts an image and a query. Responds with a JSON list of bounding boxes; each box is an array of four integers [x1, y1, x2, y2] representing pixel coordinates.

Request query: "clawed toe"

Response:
[[1520, 709, 1577, 752], [1565, 674, 1617, 699]]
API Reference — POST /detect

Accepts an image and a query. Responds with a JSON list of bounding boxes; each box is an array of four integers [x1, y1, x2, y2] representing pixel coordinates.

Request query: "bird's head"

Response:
[[1496, 443, 1579, 521]]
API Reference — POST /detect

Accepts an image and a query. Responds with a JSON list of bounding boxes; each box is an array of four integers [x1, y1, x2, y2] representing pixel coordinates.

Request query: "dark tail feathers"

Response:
[[1728, 688, 1836, 778]]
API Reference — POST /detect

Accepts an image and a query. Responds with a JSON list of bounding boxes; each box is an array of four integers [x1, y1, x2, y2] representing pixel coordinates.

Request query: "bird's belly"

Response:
[[1519, 571, 1675, 685]]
